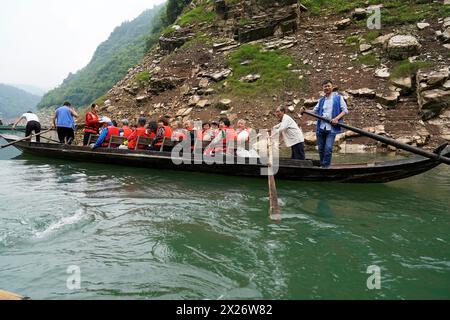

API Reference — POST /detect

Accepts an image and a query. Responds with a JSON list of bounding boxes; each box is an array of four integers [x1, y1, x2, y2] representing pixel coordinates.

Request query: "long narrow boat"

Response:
[[2, 134, 449, 183], [0, 125, 26, 131]]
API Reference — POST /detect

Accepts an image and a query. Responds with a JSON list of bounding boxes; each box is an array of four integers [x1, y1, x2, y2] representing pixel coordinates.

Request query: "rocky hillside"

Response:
[[98, 0, 450, 152]]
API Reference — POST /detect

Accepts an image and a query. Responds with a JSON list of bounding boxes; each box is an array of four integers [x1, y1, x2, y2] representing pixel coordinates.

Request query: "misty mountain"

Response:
[[37, 4, 165, 109], [0, 84, 40, 120], [11, 84, 47, 97]]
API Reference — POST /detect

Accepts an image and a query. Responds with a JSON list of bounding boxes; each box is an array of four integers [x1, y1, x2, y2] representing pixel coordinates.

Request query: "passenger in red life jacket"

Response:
[[204, 117, 236, 155], [119, 119, 133, 138], [92, 117, 120, 149], [83, 104, 101, 146], [127, 117, 150, 150], [150, 117, 172, 150], [171, 121, 186, 142], [147, 121, 158, 140]]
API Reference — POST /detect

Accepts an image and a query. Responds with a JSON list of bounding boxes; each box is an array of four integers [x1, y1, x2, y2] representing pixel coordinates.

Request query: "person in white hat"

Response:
[[92, 116, 120, 149]]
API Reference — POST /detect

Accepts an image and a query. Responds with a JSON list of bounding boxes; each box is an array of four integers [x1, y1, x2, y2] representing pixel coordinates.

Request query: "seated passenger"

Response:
[[201, 122, 212, 142], [120, 119, 133, 138], [204, 117, 236, 155], [92, 117, 120, 149], [150, 117, 172, 150], [147, 121, 158, 140], [236, 119, 251, 142], [127, 117, 150, 150], [171, 121, 186, 142]]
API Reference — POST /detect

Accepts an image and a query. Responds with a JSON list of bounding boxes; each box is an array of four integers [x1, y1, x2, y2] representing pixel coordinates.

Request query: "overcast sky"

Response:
[[0, 0, 165, 91]]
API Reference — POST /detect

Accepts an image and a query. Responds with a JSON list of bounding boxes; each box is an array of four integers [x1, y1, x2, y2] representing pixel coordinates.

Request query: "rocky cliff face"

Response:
[[100, 0, 450, 153]]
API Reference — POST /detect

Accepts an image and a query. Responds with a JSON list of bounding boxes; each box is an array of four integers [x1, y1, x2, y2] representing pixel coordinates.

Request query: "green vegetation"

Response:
[[220, 44, 303, 96], [301, 0, 450, 25], [177, 3, 217, 26], [38, 5, 164, 109], [390, 60, 432, 79], [134, 71, 152, 87], [0, 84, 40, 119], [363, 30, 381, 43], [356, 53, 379, 66]]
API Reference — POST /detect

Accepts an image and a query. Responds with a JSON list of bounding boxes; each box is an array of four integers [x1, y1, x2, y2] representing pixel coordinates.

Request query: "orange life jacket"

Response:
[[122, 126, 132, 138], [127, 127, 149, 150], [154, 126, 173, 148], [102, 126, 120, 147]]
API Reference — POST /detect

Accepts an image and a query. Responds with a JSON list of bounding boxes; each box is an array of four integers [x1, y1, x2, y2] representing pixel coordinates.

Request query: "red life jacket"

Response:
[[102, 126, 120, 147], [127, 127, 149, 150], [154, 126, 173, 148], [222, 127, 236, 153], [122, 126, 132, 138], [84, 112, 100, 134]]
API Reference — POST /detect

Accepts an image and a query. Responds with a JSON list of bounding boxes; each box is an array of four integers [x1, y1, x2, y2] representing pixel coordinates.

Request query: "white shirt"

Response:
[[273, 114, 304, 147], [21, 112, 39, 123], [313, 93, 348, 131]]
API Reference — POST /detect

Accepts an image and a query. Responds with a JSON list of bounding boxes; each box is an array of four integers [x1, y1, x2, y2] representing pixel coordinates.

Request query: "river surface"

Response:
[[0, 132, 449, 300]]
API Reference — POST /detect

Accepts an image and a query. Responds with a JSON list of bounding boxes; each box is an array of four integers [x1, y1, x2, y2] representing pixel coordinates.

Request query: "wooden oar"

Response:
[[302, 111, 450, 165], [0, 289, 29, 300], [0, 128, 54, 149], [267, 134, 281, 221]]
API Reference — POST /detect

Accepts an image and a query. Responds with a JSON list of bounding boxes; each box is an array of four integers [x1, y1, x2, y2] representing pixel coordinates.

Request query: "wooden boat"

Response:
[[0, 125, 26, 131], [2, 133, 449, 183]]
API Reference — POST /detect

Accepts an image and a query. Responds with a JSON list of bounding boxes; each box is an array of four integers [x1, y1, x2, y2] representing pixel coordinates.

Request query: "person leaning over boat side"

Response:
[[120, 119, 133, 138], [127, 117, 150, 150], [272, 106, 305, 160], [300, 80, 349, 168], [12, 111, 42, 142], [92, 117, 120, 150], [53, 101, 78, 145], [83, 103, 100, 146], [150, 117, 172, 150]]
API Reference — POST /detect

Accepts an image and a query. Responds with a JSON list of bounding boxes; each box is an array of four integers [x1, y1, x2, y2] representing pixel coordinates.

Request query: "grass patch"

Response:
[[363, 30, 381, 43], [161, 25, 177, 36], [93, 94, 107, 107], [177, 4, 217, 26], [390, 60, 432, 79], [134, 71, 151, 86], [219, 44, 303, 96], [356, 53, 379, 66]]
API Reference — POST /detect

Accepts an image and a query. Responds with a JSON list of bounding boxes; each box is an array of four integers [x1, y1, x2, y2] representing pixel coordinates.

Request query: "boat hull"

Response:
[[3, 136, 448, 184]]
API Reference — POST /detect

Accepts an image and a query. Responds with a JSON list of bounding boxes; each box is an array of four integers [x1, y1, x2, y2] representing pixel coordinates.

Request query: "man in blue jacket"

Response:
[[301, 80, 349, 168], [52, 101, 78, 144]]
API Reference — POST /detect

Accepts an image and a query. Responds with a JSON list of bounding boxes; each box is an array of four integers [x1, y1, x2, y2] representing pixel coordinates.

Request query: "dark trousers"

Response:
[[25, 121, 41, 142], [83, 132, 96, 146], [291, 142, 305, 160], [57, 127, 75, 145], [317, 129, 336, 168]]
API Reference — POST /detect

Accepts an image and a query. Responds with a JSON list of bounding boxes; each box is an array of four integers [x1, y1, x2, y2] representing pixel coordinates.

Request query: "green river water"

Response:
[[0, 133, 449, 300]]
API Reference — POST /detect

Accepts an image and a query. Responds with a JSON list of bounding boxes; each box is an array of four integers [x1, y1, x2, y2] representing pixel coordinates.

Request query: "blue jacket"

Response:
[[316, 94, 345, 134]]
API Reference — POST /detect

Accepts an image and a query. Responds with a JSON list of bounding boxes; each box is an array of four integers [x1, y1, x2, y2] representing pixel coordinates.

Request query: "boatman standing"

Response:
[[301, 80, 349, 168], [272, 106, 305, 160], [53, 101, 78, 145], [83, 103, 101, 146], [12, 111, 41, 142]]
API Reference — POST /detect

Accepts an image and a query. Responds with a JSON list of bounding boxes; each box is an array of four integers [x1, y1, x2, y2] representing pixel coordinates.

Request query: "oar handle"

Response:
[[301, 110, 450, 165]]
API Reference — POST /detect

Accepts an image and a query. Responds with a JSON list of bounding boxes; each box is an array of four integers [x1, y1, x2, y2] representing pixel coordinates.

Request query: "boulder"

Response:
[[196, 99, 211, 108], [352, 8, 367, 20], [417, 22, 430, 30], [372, 33, 395, 46], [417, 68, 450, 90], [375, 67, 390, 79], [386, 35, 421, 60], [376, 91, 400, 108], [303, 98, 318, 108], [202, 69, 232, 82], [136, 95, 150, 103], [360, 43, 372, 53], [239, 74, 261, 83], [148, 77, 185, 95], [347, 88, 376, 98], [188, 95, 201, 106], [199, 78, 210, 88], [336, 18, 351, 30], [390, 76, 413, 94], [418, 89, 450, 120], [215, 99, 232, 110]]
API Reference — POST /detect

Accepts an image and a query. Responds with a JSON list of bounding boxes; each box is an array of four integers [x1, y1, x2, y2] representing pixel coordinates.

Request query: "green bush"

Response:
[[221, 44, 303, 96], [390, 60, 431, 79]]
